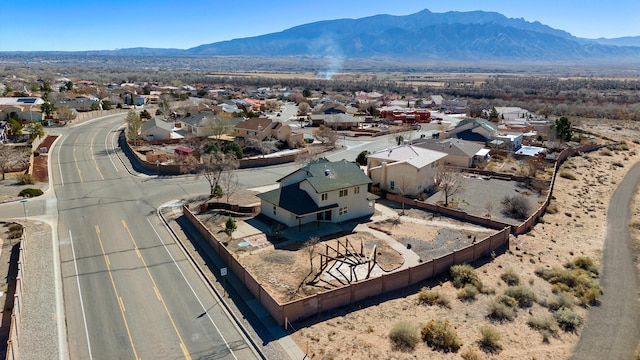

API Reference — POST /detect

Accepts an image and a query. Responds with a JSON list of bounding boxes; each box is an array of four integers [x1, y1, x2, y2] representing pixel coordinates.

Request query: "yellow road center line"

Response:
[[73, 144, 83, 183], [95, 225, 140, 360], [121, 220, 192, 360], [89, 132, 105, 180]]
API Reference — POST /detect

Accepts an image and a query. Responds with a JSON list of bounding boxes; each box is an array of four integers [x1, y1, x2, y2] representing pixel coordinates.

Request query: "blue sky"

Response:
[[1, 0, 639, 51]]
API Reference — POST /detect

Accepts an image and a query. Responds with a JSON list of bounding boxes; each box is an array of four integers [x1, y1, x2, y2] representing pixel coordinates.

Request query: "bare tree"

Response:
[[0, 145, 21, 180], [312, 125, 337, 147], [220, 171, 240, 204], [196, 153, 239, 198], [305, 236, 320, 276], [158, 95, 172, 118], [295, 146, 321, 166], [201, 116, 232, 148], [254, 140, 277, 158], [56, 106, 76, 122], [393, 177, 412, 215], [435, 165, 465, 207], [297, 102, 310, 116]]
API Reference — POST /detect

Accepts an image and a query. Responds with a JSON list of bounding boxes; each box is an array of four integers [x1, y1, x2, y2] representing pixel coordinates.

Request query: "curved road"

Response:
[[572, 161, 640, 359], [52, 114, 260, 360]]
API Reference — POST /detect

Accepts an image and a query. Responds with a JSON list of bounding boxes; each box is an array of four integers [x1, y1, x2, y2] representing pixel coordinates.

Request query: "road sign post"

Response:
[[221, 267, 227, 297]]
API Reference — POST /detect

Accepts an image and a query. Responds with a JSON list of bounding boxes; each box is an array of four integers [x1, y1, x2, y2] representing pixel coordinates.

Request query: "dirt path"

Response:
[[572, 161, 640, 359]]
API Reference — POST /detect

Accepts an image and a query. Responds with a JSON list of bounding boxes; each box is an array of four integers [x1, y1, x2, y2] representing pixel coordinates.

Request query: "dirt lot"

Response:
[[284, 123, 640, 359]]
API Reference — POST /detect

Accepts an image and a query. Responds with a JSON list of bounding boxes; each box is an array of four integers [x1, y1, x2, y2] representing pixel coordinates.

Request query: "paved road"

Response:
[[572, 161, 640, 359], [52, 115, 260, 360]]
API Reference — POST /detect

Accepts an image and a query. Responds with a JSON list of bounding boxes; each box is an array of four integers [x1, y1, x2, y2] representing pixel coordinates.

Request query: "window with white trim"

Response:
[[321, 193, 328, 201], [354, 186, 360, 194], [339, 189, 349, 197], [339, 206, 348, 215]]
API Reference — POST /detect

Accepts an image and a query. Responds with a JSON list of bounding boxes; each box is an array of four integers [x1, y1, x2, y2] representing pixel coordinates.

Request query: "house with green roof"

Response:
[[256, 159, 377, 228]]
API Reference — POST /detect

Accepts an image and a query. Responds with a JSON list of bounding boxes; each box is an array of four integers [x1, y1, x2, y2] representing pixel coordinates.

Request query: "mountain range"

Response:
[[26, 9, 640, 62]]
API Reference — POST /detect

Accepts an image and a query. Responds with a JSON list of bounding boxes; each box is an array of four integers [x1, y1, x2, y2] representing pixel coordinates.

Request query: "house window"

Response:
[[321, 193, 328, 201], [390, 180, 395, 191], [339, 189, 349, 197], [339, 207, 348, 215], [273, 206, 277, 215], [354, 186, 360, 194]]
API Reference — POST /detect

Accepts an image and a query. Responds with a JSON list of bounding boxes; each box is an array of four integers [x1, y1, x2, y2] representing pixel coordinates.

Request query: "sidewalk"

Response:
[[0, 221, 59, 360], [160, 204, 306, 360]]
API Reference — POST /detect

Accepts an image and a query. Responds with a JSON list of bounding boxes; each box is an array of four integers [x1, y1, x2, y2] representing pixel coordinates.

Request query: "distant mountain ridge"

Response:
[[184, 9, 639, 61], [9, 9, 640, 62]]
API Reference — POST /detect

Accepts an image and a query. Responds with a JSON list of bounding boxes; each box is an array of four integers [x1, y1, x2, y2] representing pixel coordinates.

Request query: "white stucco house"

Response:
[[256, 159, 377, 228], [140, 118, 182, 141], [367, 144, 447, 197]]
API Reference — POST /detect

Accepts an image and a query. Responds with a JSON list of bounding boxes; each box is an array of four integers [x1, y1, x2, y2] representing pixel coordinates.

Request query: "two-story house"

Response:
[[257, 159, 377, 228]]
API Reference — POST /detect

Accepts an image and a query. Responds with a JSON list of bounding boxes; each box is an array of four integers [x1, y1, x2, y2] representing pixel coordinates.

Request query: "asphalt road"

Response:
[[571, 161, 640, 359], [52, 115, 260, 360]]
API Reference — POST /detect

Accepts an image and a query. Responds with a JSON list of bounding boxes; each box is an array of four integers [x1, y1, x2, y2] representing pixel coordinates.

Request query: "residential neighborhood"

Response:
[[1, 70, 638, 360]]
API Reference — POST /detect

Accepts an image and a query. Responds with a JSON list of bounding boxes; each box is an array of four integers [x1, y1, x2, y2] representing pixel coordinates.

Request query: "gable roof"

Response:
[[256, 185, 338, 216], [180, 112, 215, 127], [235, 117, 275, 131], [282, 159, 372, 193], [141, 118, 173, 133], [413, 138, 484, 158], [367, 144, 447, 169]]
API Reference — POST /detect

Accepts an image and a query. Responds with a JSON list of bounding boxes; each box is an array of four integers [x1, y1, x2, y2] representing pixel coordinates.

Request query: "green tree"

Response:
[[102, 100, 112, 110], [41, 101, 55, 117], [7, 118, 22, 140], [3, 83, 13, 95], [139, 109, 152, 119], [90, 102, 101, 111], [212, 183, 223, 199], [125, 109, 142, 145], [355, 150, 370, 166], [224, 216, 237, 238], [223, 142, 243, 159], [65, 81, 74, 92], [552, 116, 573, 142], [489, 107, 499, 120], [302, 89, 312, 98], [24, 120, 44, 140]]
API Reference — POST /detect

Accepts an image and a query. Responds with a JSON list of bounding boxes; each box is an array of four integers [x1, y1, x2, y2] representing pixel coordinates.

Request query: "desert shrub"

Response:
[[545, 203, 558, 214], [500, 268, 520, 286], [599, 148, 613, 156], [501, 194, 531, 220], [558, 170, 577, 180], [487, 298, 516, 321], [16, 173, 35, 185], [504, 286, 536, 308], [450, 264, 483, 290], [616, 142, 630, 151], [565, 256, 598, 275], [527, 314, 559, 334], [417, 288, 451, 308], [478, 325, 502, 353], [460, 348, 483, 360], [612, 161, 624, 167], [18, 188, 43, 197], [457, 284, 479, 302], [631, 220, 640, 230], [554, 308, 583, 332], [420, 319, 462, 352], [536, 263, 602, 306], [388, 321, 420, 350], [542, 292, 575, 311]]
